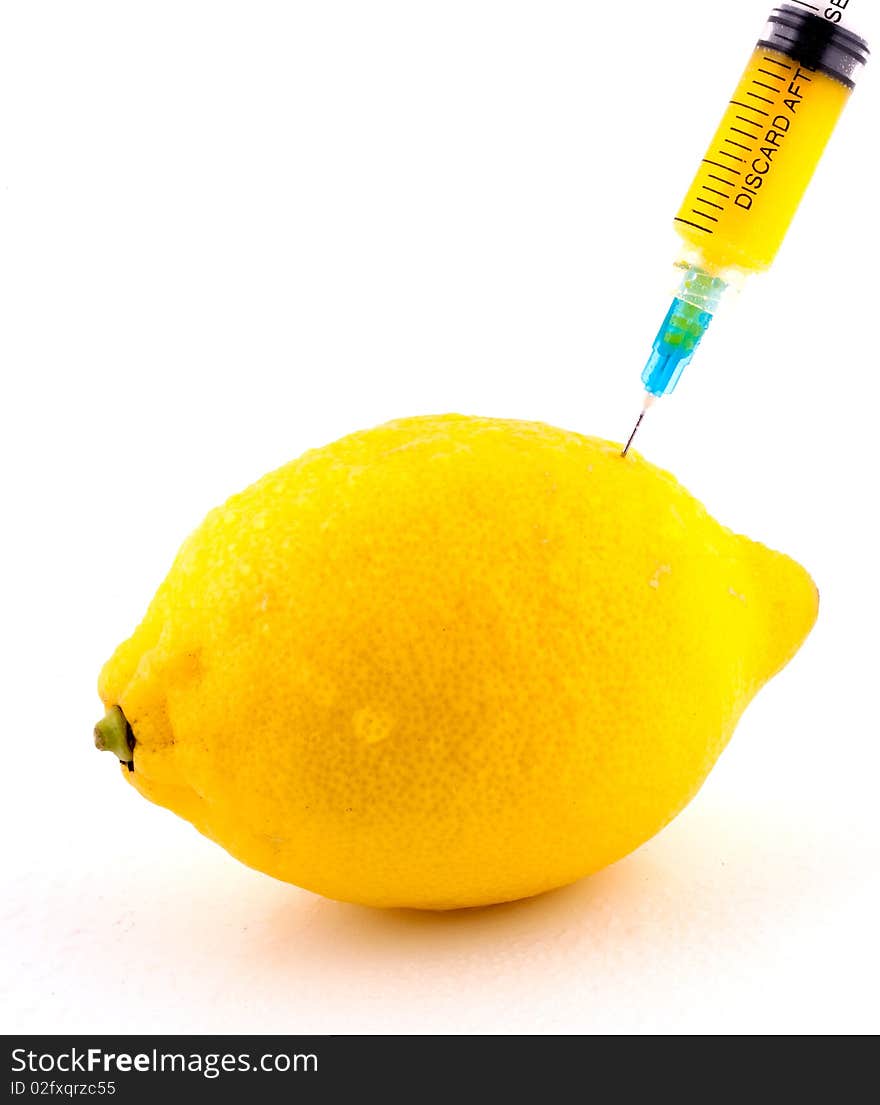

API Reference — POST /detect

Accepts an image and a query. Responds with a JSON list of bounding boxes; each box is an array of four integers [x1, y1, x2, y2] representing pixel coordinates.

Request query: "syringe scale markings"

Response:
[[730, 101, 770, 116], [702, 160, 741, 174], [673, 218, 714, 234]]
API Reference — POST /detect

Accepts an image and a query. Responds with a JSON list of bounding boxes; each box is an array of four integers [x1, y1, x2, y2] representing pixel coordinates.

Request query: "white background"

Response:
[[2, 0, 878, 1035]]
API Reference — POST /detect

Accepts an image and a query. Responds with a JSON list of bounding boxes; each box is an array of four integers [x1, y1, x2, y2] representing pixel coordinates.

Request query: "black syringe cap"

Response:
[[760, 5, 870, 88]]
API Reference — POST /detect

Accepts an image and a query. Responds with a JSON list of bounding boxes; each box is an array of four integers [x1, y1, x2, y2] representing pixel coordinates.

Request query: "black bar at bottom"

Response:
[[5, 1035, 602, 1101]]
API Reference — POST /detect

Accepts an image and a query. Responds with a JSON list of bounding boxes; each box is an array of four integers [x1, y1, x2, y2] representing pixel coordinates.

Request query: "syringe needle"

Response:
[[621, 395, 655, 457], [621, 412, 645, 457]]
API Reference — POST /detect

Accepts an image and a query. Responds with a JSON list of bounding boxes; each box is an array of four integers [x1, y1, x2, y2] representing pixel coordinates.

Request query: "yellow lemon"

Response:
[[95, 415, 817, 909]]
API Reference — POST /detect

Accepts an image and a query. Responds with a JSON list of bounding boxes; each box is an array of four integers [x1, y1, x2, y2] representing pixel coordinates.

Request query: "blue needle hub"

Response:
[[642, 267, 728, 398]]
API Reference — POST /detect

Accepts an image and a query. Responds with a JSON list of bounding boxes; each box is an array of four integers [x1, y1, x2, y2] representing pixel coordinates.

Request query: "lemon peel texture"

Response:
[[96, 415, 818, 909]]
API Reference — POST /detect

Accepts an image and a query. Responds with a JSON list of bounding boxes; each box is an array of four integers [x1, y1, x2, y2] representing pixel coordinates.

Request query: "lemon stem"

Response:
[[94, 705, 135, 768]]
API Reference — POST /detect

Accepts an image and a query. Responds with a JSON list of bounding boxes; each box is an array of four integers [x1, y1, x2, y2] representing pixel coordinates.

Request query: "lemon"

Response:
[[95, 415, 817, 909]]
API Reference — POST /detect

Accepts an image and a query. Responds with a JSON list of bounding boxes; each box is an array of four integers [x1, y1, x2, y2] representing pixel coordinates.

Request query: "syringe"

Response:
[[623, 2, 870, 455]]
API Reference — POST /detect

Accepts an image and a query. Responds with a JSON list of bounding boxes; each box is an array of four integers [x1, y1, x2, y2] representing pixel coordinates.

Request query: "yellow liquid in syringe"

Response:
[[675, 47, 851, 274]]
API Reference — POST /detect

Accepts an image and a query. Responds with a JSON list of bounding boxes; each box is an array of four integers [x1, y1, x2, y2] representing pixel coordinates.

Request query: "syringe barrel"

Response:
[[672, 4, 869, 277]]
